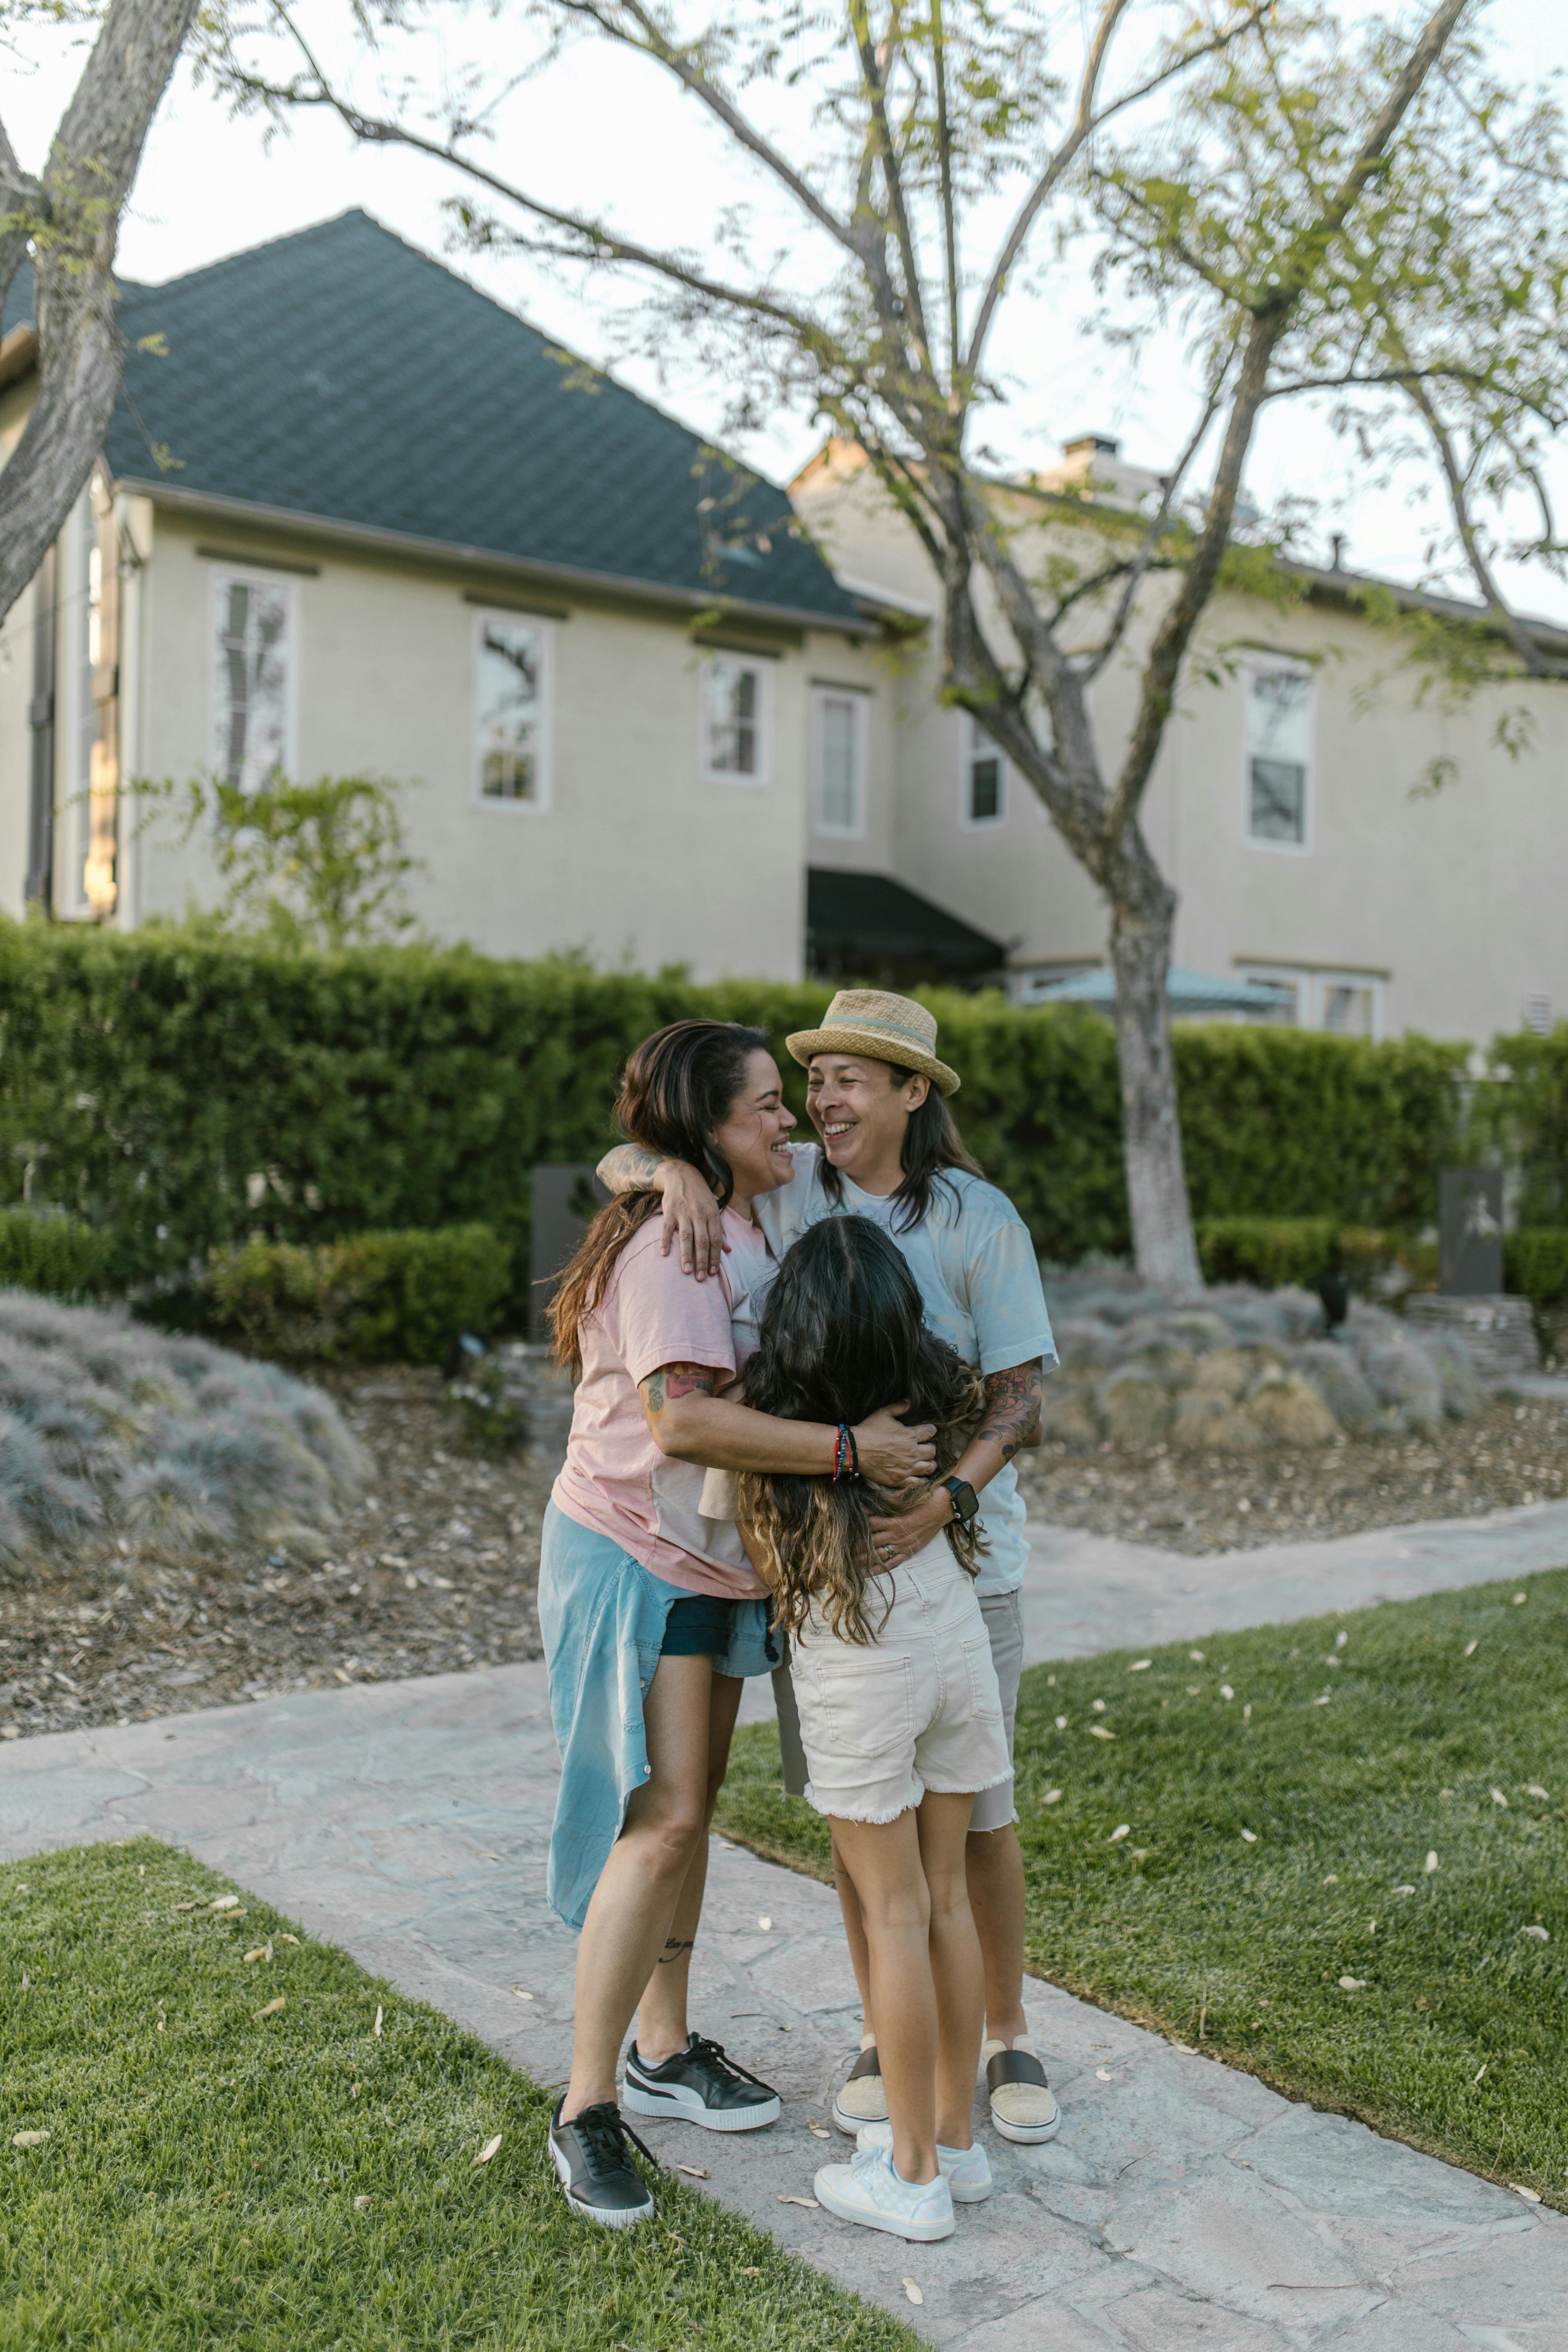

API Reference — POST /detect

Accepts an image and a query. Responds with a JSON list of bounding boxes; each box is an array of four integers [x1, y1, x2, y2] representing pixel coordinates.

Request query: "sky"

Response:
[[7, 0, 1568, 617]]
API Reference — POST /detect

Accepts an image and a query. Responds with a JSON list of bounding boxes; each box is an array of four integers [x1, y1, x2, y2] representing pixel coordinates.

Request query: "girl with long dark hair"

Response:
[[710, 1216, 1010, 2242], [538, 1019, 937, 2228]]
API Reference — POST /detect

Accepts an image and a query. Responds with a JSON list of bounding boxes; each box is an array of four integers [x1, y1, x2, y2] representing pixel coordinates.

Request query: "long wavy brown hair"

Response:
[[737, 1217, 987, 1645], [547, 1019, 769, 1377]]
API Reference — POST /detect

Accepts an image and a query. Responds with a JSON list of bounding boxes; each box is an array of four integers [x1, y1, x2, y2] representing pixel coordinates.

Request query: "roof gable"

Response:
[[106, 211, 858, 626]]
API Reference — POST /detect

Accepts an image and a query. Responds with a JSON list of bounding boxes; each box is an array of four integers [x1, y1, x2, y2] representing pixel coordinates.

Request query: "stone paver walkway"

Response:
[[8, 1497, 1568, 2350]]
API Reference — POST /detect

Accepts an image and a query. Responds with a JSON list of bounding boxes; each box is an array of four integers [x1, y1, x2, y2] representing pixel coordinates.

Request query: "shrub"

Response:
[[1196, 1216, 1338, 1289], [203, 1225, 513, 1363], [0, 923, 1472, 1307], [0, 1293, 365, 1556], [1480, 1028, 1568, 1227], [0, 1208, 110, 1299], [1507, 1230, 1568, 1311]]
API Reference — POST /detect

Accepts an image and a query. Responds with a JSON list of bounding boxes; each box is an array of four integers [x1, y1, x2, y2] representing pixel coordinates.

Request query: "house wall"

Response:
[[123, 509, 885, 981], [793, 445, 1568, 1044]]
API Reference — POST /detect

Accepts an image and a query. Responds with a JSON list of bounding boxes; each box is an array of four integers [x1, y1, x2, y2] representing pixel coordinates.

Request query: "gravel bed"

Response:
[[0, 1364, 554, 1744], [1016, 1394, 1568, 1554]]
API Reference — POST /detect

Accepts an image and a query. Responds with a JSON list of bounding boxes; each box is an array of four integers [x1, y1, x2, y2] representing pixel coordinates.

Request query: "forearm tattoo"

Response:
[[655, 1937, 695, 1966], [979, 1359, 1043, 1463], [640, 1362, 720, 1417], [598, 1143, 663, 1194]]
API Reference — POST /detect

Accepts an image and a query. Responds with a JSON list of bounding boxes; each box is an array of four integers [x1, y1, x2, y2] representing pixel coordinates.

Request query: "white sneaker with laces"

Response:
[[854, 2120, 992, 2204], [813, 2145, 955, 2241]]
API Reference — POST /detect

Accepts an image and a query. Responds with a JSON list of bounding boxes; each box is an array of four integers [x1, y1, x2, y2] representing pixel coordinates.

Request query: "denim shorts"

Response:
[[659, 1593, 739, 1657]]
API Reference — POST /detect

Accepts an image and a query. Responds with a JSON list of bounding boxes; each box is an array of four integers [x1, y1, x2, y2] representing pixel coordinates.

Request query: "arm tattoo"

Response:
[[640, 1361, 720, 1417], [978, 1359, 1043, 1464], [597, 1143, 663, 1194]]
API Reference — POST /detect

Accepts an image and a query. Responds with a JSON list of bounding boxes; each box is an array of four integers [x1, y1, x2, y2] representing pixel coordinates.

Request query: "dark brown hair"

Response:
[[547, 1019, 769, 1374], [737, 1217, 986, 1644], [816, 1061, 983, 1232]]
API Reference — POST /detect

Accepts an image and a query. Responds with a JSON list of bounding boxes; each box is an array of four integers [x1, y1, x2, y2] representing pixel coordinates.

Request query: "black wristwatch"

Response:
[[941, 1476, 980, 1526]]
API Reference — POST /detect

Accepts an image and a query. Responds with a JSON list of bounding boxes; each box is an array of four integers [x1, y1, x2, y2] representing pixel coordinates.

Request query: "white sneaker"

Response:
[[854, 2120, 992, 2204], [814, 2145, 955, 2241]]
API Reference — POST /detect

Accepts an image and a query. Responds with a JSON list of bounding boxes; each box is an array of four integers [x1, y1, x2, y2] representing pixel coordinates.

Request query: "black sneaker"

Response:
[[548, 2097, 658, 2226], [622, 2034, 782, 2132]]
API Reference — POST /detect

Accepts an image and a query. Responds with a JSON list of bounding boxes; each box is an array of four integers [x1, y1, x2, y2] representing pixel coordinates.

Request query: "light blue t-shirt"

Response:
[[753, 1144, 1056, 1597]]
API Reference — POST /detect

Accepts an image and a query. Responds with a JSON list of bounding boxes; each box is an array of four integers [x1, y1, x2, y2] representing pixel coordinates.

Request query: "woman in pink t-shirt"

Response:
[[539, 1019, 937, 2228]]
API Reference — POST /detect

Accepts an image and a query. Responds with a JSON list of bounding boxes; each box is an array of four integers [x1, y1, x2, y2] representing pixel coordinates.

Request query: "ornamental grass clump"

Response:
[[0, 1293, 366, 1558]]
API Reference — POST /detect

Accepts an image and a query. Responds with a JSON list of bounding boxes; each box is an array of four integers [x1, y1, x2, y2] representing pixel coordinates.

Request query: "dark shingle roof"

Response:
[[104, 211, 859, 627]]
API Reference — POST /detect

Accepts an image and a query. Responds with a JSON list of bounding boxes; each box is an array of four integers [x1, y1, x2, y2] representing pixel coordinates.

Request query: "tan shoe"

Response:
[[831, 2035, 888, 2135], [983, 2036, 1061, 2144]]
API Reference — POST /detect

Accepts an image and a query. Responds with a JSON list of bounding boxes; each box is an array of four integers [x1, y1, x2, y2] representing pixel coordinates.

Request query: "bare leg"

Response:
[[635, 1670, 744, 2062], [830, 1826, 874, 2028], [830, 1791, 980, 2185], [561, 1652, 714, 2121], [965, 1822, 1030, 2044]]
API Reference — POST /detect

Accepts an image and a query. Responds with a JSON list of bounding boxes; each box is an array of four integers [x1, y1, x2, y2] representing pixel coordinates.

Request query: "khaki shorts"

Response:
[[787, 1537, 1013, 1825], [774, 1581, 1023, 1829]]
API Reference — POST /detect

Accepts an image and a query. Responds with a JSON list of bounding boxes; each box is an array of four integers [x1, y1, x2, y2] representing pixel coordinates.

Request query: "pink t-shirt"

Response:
[[551, 1209, 773, 1599]]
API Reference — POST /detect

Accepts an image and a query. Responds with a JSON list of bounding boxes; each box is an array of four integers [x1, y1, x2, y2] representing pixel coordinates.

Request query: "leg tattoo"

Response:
[[655, 1937, 695, 1966]]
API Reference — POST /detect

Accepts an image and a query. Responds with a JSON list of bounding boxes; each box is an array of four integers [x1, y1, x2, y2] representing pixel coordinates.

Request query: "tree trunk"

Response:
[[0, 0, 199, 630], [1109, 895, 1203, 1298]]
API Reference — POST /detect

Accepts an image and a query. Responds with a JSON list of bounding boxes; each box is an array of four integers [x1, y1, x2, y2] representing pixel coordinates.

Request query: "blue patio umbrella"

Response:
[[1029, 965, 1293, 1018]]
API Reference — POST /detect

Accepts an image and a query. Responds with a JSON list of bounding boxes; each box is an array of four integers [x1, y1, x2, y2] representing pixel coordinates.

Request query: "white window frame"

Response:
[[960, 712, 1007, 829], [811, 684, 868, 837], [1241, 654, 1314, 854], [471, 609, 554, 815], [699, 654, 771, 787], [1237, 962, 1385, 1041], [208, 565, 300, 796]]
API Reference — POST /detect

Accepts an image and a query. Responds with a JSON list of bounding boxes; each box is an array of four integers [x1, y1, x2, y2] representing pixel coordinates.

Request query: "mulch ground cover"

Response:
[[715, 1567, 1568, 2210], [0, 1366, 553, 1744], [0, 1839, 915, 2352], [1017, 1394, 1568, 1553], [4, 1368, 1567, 1745]]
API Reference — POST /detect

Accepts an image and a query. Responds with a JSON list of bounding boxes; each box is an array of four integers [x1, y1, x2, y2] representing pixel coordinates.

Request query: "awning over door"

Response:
[[807, 868, 1005, 984]]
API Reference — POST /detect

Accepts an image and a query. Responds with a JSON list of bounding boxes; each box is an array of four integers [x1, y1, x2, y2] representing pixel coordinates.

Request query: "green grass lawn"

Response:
[[716, 1566, 1568, 2209], [1, 1841, 915, 2352]]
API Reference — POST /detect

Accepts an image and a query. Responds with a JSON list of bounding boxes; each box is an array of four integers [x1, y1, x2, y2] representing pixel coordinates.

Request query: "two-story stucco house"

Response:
[[3, 207, 1565, 1040], [0, 210, 998, 985]]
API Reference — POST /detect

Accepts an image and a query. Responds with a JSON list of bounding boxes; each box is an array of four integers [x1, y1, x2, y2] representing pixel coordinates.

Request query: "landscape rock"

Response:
[[1098, 1371, 1174, 1448]]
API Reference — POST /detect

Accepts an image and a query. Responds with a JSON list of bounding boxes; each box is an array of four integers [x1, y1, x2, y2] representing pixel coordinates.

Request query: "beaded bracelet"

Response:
[[832, 1422, 859, 1482]]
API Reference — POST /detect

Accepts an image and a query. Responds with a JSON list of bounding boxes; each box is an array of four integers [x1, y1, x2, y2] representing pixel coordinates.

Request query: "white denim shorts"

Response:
[[789, 1534, 1012, 1825]]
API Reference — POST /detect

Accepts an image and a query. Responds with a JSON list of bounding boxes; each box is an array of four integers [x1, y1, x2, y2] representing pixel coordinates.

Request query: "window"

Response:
[[1524, 995, 1554, 1037], [210, 569, 296, 793], [474, 613, 552, 808], [1238, 963, 1384, 1040], [964, 715, 1006, 826], [1244, 660, 1312, 846], [701, 657, 768, 784], [812, 687, 866, 835]]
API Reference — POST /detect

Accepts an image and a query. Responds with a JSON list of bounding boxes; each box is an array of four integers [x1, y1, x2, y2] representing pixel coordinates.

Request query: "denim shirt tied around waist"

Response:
[[537, 1498, 777, 1932]]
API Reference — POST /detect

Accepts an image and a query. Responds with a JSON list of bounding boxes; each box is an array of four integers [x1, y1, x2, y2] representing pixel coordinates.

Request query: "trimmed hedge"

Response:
[[201, 1225, 514, 1363], [1482, 1028, 1568, 1227], [1507, 1231, 1568, 1312], [1196, 1216, 1338, 1289], [0, 1206, 111, 1300], [0, 923, 1474, 1316]]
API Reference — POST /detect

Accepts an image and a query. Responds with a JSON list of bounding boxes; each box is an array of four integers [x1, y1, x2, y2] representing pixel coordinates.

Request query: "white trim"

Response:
[[960, 711, 1006, 828], [700, 653, 771, 787], [471, 608, 554, 814], [1237, 961, 1384, 1041], [811, 683, 867, 837], [1240, 652, 1314, 854], [207, 562, 300, 792]]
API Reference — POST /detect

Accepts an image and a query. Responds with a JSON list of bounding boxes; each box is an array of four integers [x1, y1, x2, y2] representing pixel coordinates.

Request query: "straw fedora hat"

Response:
[[786, 989, 960, 1096]]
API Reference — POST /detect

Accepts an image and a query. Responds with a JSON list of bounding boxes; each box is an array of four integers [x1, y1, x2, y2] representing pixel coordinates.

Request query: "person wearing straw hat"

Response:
[[598, 987, 1061, 2150]]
